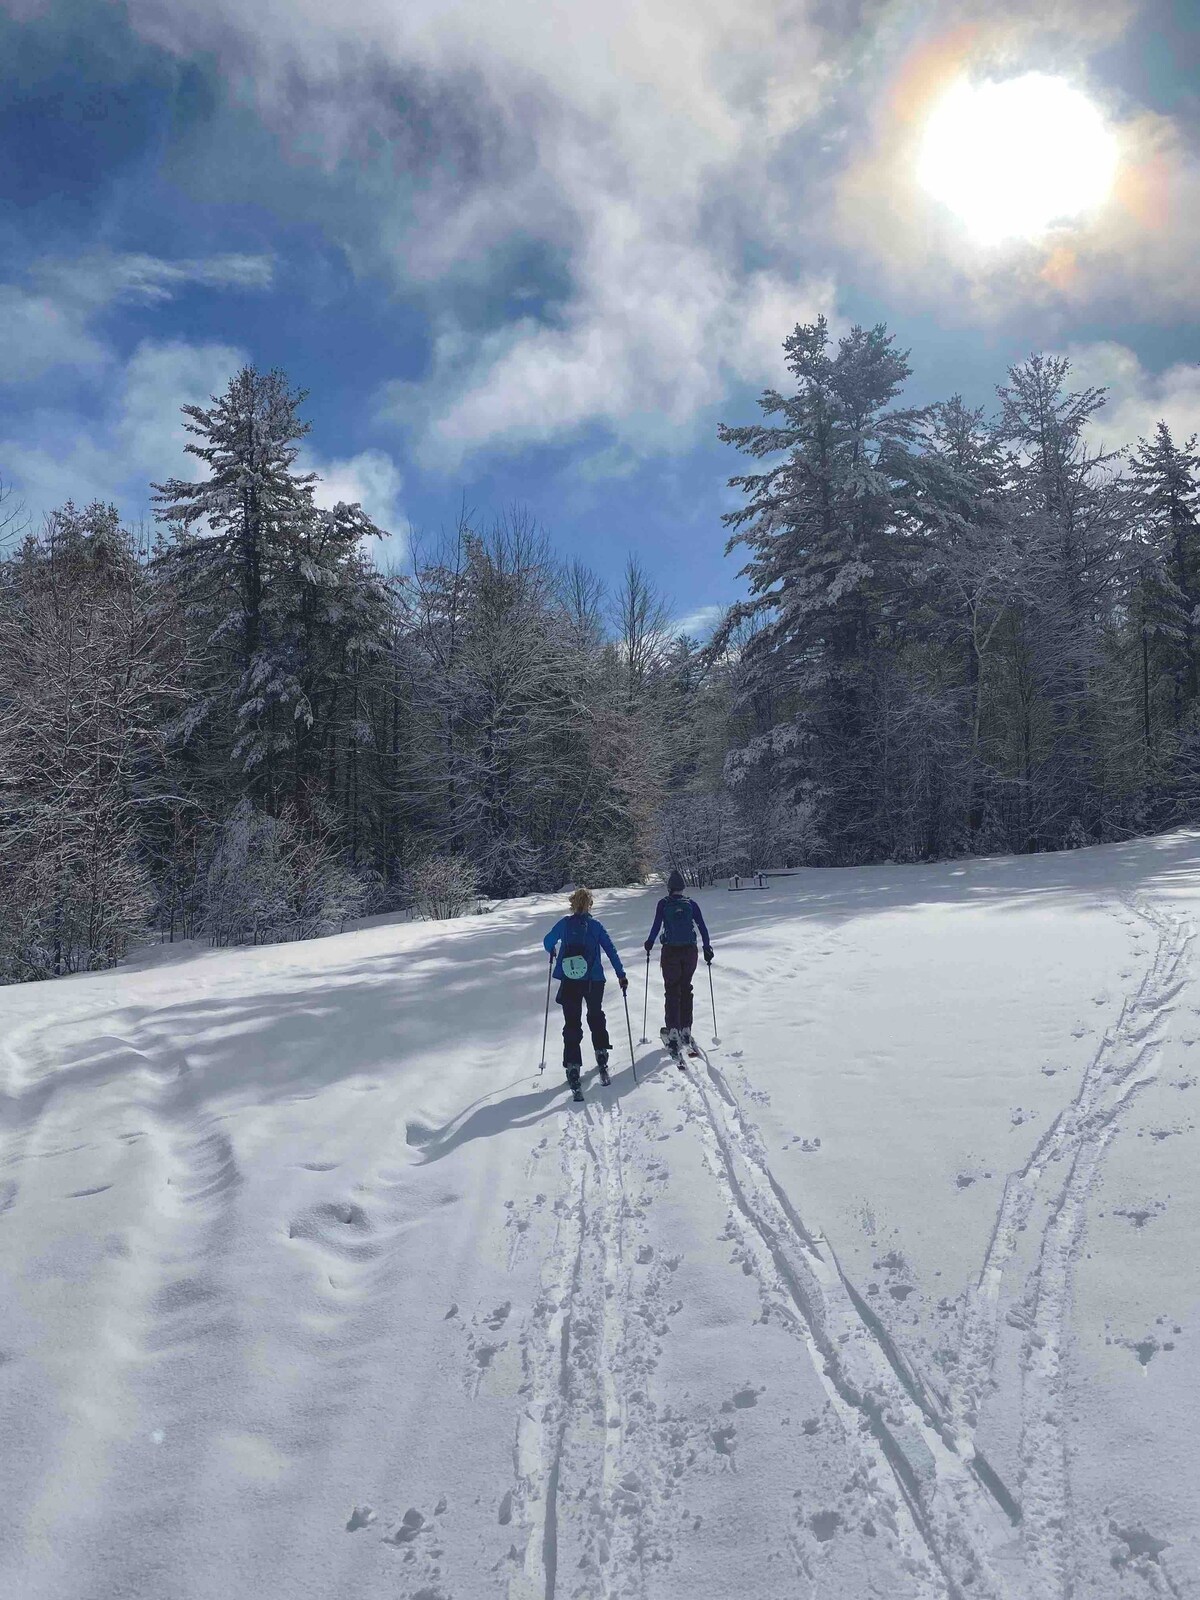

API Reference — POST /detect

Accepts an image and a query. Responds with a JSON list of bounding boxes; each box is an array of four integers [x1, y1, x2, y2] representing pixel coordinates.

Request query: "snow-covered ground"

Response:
[[2, 835, 1199, 1600]]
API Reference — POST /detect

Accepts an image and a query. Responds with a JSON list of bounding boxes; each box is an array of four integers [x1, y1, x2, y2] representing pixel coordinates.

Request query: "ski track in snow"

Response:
[[949, 896, 1193, 1600], [677, 1047, 1022, 1600], [505, 1091, 686, 1598]]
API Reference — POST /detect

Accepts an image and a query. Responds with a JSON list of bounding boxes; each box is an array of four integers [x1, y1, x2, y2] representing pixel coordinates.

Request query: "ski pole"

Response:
[[640, 949, 650, 1043], [622, 987, 638, 1084], [707, 958, 719, 1045], [538, 952, 554, 1073]]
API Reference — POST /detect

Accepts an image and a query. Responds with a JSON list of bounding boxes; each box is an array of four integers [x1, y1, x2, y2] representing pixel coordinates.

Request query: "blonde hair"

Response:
[[569, 886, 594, 916]]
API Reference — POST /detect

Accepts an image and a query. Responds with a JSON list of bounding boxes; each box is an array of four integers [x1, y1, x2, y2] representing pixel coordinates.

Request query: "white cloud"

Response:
[[672, 603, 724, 640], [1062, 342, 1200, 456], [41, 251, 275, 306], [1, 338, 244, 520], [304, 447, 407, 536], [0, 251, 273, 388], [118, 0, 842, 461], [401, 262, 835, 466], [0, 286, 108, 383]]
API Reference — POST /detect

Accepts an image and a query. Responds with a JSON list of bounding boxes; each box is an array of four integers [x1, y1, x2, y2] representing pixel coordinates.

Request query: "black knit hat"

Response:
[[666, 870, 685, 895]]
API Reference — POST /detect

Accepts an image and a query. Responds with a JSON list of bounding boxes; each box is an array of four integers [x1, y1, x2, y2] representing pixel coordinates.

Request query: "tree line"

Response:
[[1, 322, 1196, 981]]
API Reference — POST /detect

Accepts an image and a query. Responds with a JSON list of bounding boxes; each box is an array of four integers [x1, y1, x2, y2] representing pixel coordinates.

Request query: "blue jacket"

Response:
[[543, 913, 626, 983], [646, 893, 711, 949]]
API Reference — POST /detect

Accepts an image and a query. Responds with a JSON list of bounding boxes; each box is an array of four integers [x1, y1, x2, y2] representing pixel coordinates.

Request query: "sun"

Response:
[[917, 73, 1117, 245]]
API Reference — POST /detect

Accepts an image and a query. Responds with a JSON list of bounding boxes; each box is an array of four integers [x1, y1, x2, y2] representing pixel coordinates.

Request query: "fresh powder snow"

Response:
[[2, 834, 1198, 1598]]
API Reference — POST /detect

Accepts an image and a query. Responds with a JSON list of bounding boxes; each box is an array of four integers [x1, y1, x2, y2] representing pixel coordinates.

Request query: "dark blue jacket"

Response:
[[646, 893, 711, 948], [543, 913, 626, 983]]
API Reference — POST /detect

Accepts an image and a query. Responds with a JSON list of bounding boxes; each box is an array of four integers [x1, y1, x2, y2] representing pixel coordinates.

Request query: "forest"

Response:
[[1, 317, 1197, 982]]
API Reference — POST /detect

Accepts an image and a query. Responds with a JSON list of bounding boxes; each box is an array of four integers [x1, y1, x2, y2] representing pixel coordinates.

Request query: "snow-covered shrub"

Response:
[[409, 854, 479, 921], [654, 793, 742, 887], [0, 503, 165, 982], [201, 799, 366, 947]]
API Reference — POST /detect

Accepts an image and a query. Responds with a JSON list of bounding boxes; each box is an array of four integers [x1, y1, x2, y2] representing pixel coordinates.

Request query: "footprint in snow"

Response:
[[384, 1508, 426, 1544], [1113, 1202, 1164, 1229], [484, 1301, 511, 1330], [809, 1510, 842, 1543], [1110, 1523, 1170, 1570], [711, 1423, 738, 1462], [721, 1385, 764, 1412]]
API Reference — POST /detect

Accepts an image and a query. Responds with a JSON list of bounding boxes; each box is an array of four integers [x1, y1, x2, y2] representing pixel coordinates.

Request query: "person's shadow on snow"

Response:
[[406, 1052, 671, 1163]]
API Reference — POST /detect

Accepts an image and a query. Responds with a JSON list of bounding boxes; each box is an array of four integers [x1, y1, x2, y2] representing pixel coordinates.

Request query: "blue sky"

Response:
[[1, 0, 1197, 635]]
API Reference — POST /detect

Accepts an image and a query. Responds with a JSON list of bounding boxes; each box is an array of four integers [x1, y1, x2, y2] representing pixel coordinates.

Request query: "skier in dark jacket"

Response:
[[543, 887, 627, 1100], [644, 869, 713, 1057]]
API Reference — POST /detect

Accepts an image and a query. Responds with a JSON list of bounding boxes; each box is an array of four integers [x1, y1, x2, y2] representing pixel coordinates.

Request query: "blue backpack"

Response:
[[560, 915, 596, 979], [661, 896, 696, 946]]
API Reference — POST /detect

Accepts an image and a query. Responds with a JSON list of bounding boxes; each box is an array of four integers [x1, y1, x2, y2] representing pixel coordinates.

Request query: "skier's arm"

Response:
[[543, 918, 564, 957], [598, 924, 626, 982], [644, 899, 665, 949], [691, 900, 713, 957]]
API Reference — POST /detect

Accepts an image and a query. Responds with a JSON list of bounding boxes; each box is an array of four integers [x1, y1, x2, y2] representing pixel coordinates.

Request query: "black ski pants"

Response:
[[557, 978, 611, 1068], [661, 943, 698, 1031]]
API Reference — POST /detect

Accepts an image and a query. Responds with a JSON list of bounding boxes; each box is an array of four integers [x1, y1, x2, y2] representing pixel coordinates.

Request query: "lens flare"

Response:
[[917, 73, 1117, 245]]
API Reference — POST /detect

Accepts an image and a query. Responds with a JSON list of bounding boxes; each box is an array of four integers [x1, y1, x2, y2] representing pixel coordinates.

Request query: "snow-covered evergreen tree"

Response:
[[717, 317, 926, 859]]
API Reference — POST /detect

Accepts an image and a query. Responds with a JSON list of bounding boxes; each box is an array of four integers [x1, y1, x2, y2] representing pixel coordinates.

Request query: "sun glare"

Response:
[[917, 73, 1117, 245]]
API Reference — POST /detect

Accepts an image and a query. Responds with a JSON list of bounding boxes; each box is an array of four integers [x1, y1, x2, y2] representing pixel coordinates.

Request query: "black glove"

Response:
[[643, 939, 654, 953], [703, 946, 714, 964], [619, 976, 628, 994]]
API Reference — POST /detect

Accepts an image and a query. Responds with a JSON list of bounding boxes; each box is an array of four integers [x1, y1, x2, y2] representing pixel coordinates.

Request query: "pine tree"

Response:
[[995, 354, 1124, 845], [1127, 424, 1200, 730], [717, 318, 926, 859], [152, 366, 320, 803]]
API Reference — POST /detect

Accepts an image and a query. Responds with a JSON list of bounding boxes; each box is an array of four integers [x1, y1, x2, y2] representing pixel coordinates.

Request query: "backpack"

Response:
[[660, 896, 696, 946], [560, 915, 595, 980]]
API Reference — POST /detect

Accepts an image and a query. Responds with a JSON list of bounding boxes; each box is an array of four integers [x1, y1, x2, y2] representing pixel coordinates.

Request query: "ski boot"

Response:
[[680, 1027, 699, 1058], [566, 1065, 585, 1103], [595, 1049, 611, 1087], [660, 1027, 686, 1068]]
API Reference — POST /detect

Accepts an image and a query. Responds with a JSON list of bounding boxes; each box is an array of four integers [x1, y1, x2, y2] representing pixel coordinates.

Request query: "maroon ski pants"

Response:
[[660, 943, 698, 1031]]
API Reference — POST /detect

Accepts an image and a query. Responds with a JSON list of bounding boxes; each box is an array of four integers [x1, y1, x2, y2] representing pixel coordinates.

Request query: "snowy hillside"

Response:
[[2, 835, 1199, 1600]]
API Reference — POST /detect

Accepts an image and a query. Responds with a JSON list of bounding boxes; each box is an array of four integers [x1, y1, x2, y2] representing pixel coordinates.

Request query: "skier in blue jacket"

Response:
[[644, 869, 713, 1058], [543, 887, 627, 1100]]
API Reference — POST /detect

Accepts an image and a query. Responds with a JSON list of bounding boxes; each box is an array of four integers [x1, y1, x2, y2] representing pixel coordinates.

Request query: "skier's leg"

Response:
[[560, 982, 584, 1071], [679, 945, 698, 1031], [661, 947, 682, 1037], [585, 981, 612, 1054]]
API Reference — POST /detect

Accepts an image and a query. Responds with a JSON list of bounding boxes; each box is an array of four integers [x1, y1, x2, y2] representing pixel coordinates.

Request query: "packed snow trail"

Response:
[[677, 1048, 1021, 1600], [3, 838, 1200, 1598]]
